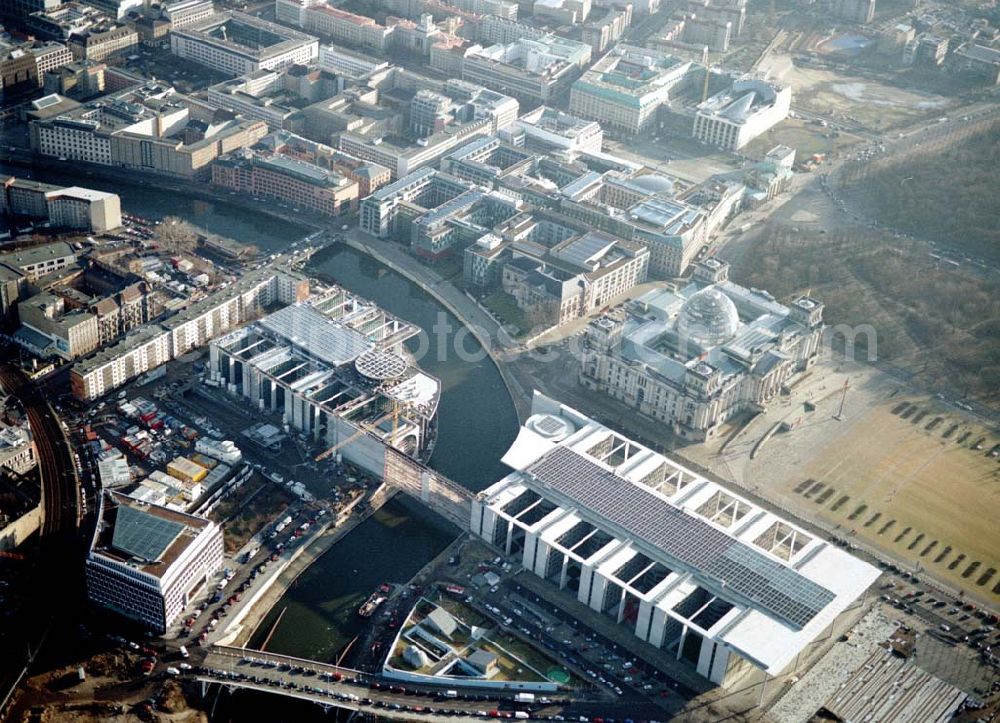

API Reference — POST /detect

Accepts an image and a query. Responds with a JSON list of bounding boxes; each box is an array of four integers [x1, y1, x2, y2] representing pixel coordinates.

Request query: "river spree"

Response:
[[17, 173, 520, 659]]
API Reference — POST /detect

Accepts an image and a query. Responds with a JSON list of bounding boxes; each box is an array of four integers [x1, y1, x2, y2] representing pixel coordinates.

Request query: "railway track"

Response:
[[0, 362, 80, 539]]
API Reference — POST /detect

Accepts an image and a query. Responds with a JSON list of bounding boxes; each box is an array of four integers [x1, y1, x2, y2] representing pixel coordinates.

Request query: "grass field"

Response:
[[744, 379, 1000, 601]]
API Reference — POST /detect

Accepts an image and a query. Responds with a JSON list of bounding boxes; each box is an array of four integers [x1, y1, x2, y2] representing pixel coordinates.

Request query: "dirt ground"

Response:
[[685, 357, 1000, 604], [11, 656, 207, 723], [760, 53, 957, 131], [744, 118, 864, 159]]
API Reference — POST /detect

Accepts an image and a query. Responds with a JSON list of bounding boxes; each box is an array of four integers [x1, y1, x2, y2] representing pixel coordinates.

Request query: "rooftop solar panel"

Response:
[[112, 504, 185, 562], [527, 447, 834, 629]]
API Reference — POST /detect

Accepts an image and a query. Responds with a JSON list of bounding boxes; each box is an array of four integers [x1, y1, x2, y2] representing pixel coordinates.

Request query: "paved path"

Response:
[[339, 229, 533, 422]]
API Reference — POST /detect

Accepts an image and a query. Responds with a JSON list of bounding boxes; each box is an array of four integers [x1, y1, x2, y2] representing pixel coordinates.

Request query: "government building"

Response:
[[580, 258, 824, 440], [472, 393, 878, 688]]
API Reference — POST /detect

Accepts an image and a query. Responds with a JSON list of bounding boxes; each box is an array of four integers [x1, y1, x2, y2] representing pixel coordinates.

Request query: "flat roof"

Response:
[[0, 241, 76, 270], [92, 491, 212, 579], [527, 446, 834, 629], [258, 303, 373, 367], [73, 324, 169, 376], [492, 395, 881, 673]]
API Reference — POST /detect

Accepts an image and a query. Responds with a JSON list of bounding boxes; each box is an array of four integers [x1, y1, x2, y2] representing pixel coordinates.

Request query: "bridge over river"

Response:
[[194, 645, 573, 720]]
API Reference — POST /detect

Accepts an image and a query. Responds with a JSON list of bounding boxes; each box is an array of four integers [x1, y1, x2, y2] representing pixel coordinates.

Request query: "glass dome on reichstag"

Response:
[[675, 286, 740, 347]]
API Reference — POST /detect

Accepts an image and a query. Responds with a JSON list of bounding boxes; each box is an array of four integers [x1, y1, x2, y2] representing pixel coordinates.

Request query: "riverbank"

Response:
[[222, 485, 398, 650], [333, 232, 531, 423], [2, 151, 531, 423]]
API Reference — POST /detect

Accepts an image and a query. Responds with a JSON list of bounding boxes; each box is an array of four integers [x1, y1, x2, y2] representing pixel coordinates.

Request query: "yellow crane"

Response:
[[314, 400, 402, 462]]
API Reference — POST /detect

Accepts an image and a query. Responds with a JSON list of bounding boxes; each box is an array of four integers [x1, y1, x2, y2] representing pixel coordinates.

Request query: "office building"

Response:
[[68, 23, 138, 61], [580, 5, 633, 54], [504, 105, 603, 154], [26, 3, 109, 41], [0, 424, 35, 476], [832, 0, 875, 24], [170, 11, 319, 77], [683, 0, 744, 36], [472, 392, 878, 686], [209, 288, 440, 462], [211, 152, 360, 217], [913, 34, 948, 68], [43, 59, 107, 98], [557, 172, 707, 276], [570, 45, 691, 135], [339, 117, 492, 180], [954, 44, 1000, 85], [693, 77, 791, 150], [497, 222, 650, 326], [580, 259, 824, 440], [17, 292, 101, 359], [360, 167, 475, 238], [2, 177, 121, 232], [1, 39, 72, 98], [159, 0, 215, 28], [0, 241, 76, 282], [3, 0, 61, 23], [30, 82, 268, 178], [86, 491, 224, 633], [205, 70, 305, 130], [440, 135, 536, 187], [461, 35, 591, 104], [318, 43, 390, 77]]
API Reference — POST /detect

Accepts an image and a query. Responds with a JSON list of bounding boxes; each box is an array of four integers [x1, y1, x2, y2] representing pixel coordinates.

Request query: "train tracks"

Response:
[[0, 363, 80, 540]]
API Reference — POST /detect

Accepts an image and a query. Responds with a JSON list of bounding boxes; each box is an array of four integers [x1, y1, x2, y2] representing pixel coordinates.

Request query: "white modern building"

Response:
[[170, 12, 319, 77], [461, 35, 590, 104], [209, 287, 440, 464], [580, 259, 824, 440], [504, 105, 604, 154], [472, 393, 879, 687], [86, 491, 224, 633], [159, 0, 215, 28], [693, 77, 791, 150], [318, 43, 389, 77]]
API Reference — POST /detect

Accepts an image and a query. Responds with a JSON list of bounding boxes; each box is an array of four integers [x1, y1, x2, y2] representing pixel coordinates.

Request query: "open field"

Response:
[[744, 118, 864, 159], [686, 359, 1000, 603], [209, 474, 294, 554], [761, 53, 957, 130]]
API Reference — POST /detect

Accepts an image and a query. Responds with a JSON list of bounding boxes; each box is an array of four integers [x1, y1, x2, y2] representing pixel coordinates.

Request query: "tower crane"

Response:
[[314, 399, 403, 462]]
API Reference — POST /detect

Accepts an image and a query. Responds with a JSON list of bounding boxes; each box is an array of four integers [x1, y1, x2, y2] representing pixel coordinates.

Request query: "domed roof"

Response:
[[675, 286, 739, 347], [630, 173, 675, 195], [355, 349, 407, 380]]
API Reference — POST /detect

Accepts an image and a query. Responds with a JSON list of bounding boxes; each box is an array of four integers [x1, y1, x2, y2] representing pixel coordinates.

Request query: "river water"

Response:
[[1, 163, 520, 661], [245, 245, 518, 659]]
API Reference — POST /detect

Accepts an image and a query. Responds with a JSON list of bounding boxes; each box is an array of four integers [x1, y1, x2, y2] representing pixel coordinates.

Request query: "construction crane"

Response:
[[702, 58, 711, 103], [314, 400, 402, 462]]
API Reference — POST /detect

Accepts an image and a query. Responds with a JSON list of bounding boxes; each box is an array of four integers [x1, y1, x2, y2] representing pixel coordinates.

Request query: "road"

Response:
[[192, 643, 672, 721]]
